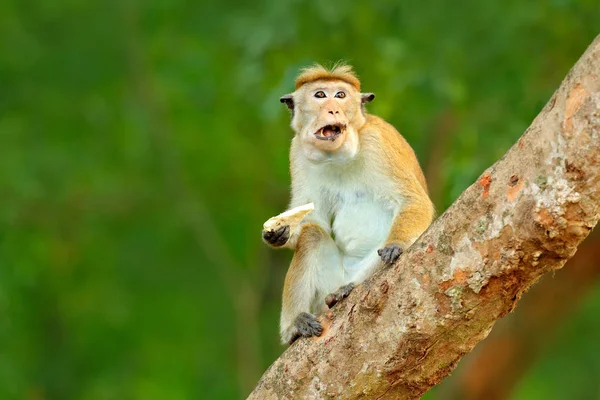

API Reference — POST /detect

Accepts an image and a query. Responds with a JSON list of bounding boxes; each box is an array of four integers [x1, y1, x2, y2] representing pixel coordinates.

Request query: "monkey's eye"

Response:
[[335, 91, 346, 99], [314, 91, 326, 98]]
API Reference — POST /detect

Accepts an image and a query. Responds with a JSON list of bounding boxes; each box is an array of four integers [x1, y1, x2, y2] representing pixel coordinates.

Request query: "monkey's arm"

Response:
[[380, 193, 434, 264], [375, 126, 435, 264], [262, 203, 326, 250]]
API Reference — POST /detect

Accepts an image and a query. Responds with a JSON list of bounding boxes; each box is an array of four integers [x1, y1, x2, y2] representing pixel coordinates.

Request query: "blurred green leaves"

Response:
[[0, 0, 598, 399]]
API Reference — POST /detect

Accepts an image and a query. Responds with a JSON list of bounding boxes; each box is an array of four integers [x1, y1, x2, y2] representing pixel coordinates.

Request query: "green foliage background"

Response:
[[1, 0, 599, 398]]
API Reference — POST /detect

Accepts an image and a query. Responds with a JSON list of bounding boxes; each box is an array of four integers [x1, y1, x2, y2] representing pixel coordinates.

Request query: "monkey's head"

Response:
[[280, 64, 374, 162]]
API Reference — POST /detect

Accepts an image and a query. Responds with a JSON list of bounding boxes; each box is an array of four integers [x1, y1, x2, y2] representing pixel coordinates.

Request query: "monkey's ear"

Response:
[[361, 93, 375, 104], [280, 94, 294, 110]]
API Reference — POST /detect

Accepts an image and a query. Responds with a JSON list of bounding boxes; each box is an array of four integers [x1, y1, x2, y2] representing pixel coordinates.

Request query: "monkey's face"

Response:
[[281, 80, 374, 162]]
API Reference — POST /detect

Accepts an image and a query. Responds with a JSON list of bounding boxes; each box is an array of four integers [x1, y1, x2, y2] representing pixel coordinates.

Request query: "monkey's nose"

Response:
[[328, 111, 340, 115]]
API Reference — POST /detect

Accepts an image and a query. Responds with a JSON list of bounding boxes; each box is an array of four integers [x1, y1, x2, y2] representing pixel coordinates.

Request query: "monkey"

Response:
[[263, 63, 435, 345]]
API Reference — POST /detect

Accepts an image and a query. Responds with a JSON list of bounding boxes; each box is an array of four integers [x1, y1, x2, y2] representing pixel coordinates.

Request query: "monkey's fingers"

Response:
[[324, 293, 337, 308], [378, 244, 403, 265], [325, 282, 355, 308], [262, 225, 290, 247]]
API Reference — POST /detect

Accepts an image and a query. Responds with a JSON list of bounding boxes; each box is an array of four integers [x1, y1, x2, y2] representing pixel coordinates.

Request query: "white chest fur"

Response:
[[298, 158, 402, 275], [331, 189, 394, 264]]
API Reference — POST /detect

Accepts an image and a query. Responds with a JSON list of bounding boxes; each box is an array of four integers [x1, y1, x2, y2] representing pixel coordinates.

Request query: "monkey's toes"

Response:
[[378, 244, 403, 264], [291, 312, 323, 343], [325, 283, 355, 308], [262, 225, 290, 246], [324, 293, 337, 308]]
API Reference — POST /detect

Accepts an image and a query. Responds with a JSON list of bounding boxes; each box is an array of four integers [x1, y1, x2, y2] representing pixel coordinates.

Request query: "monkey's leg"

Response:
[[280, 223, 342, 344], [379, 201, 434, 264], [346, 251, 383, 285]]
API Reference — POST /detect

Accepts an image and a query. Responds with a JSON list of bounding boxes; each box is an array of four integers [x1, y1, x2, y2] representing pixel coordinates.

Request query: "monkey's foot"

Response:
[[378, 244, 403, 265], [262, 225, 290, 247], [288, 312, 323, 344], [325, 283, 355, 308]]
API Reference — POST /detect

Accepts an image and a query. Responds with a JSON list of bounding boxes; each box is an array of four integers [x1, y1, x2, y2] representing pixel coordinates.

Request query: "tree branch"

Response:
[[442, 232, 600, 399], [249, 35, 600, 399]]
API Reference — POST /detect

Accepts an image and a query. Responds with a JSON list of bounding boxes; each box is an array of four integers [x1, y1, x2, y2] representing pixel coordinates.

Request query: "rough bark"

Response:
[[248, 35, 600, 400], [442, 232, 600, 400]]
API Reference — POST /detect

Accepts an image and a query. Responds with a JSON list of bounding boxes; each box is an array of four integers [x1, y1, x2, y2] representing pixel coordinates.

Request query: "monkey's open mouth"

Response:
[[315, 124, 345, 141]]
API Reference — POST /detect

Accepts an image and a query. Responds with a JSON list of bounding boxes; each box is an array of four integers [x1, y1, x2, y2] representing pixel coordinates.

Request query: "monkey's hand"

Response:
[[262, 203, 314, 248], [378, 243, 404, 265], [262, 225, 290, 247], [325, 283, 354, 308], [287, 312, 323, 344]]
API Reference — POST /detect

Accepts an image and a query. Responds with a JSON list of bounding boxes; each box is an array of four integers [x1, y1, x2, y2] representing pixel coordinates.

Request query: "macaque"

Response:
[[263, 64, 434, 344]]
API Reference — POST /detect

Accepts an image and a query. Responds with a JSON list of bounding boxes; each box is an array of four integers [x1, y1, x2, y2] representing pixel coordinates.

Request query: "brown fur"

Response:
[[280, 223, 334, 342], [282, 223, 329, 307], [295, 63, 361, 91], [360, 115, 434, 247]]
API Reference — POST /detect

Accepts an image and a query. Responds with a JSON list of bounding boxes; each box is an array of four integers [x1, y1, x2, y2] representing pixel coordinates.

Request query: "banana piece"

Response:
[[263, 203, 315, 232]]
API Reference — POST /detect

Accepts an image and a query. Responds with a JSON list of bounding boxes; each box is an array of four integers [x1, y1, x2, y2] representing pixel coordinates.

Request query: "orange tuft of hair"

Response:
[[295, 63, 361, 91]]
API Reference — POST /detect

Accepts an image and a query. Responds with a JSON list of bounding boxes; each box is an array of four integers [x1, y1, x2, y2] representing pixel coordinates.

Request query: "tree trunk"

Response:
[[248, 34, 600, 400]]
